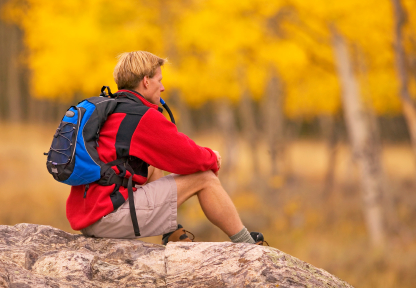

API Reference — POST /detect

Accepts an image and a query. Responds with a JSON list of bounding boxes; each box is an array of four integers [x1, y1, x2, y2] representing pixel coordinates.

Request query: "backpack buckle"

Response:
[[100, 86, 114, 97], [121, 178, 129, 187]]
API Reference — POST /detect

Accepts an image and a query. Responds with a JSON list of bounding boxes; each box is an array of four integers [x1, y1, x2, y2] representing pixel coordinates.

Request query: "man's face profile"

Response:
[[142, 66, 165, 105]]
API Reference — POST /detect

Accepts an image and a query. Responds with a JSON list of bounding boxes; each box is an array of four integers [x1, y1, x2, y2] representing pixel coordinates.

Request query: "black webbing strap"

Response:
[[108, 173, 129, 187], [100, 157, 140, 236], [124, 162, 141, 237], [127, 174, 140, 236], [100, 158, 127, 178]]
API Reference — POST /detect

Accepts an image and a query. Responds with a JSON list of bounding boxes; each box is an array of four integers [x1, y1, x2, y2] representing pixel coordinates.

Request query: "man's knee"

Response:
[[174, 170, 219, 193], [175, 170, 221, 205], [199, 170, 220, 187], [185, 170, 220, 190]]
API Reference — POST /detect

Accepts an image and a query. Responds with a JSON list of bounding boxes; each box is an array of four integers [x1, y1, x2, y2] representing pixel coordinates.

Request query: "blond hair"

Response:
[[113, 51, 167, 90]]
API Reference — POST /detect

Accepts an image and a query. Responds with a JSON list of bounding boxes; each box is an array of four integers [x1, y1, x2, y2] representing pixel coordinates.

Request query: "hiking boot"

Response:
[[161, 224, 195, 245], [250, 232, 269, 246]]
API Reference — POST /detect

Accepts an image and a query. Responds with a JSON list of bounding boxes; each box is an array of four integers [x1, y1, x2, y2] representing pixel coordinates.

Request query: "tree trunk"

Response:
[[331, 27, 385, 248], [215, 99, 238, 194], [238, 90, 260, 186], [170, 90, 193, 136], [5, 24, 23, 122], [261, 71, 287, 198], [391, 0, 416, 170], [27, 96, 39, 123], [0, 10, 25, 122], [263, 72, 285, 177], [0, 13, 7, 120], [320, 115, 338, 197]]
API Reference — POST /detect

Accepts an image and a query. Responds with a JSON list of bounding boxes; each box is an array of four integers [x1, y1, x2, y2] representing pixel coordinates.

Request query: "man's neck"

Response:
[[134, 86, 150, 102]]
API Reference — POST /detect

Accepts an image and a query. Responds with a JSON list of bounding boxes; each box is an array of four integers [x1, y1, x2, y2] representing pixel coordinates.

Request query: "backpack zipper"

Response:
[[70, 107, 82, 163]]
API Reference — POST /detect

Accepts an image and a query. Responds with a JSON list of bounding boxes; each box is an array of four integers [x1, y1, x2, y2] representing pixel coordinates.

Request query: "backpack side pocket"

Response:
[[46, 106, 82, 181]]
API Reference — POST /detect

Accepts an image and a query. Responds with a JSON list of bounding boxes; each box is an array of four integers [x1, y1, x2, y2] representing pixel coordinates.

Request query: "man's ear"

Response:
[[143, 76, 149, 88]]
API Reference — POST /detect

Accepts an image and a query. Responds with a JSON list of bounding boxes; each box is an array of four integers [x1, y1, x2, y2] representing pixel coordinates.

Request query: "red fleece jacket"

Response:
[[66, 91, 218, 230]]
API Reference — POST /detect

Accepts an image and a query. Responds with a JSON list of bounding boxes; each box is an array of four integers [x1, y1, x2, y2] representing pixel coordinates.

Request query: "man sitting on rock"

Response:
[[66, 51, 266, 245]]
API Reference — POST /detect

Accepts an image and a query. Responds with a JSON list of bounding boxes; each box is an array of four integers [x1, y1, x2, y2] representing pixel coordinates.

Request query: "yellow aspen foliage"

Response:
[[2, 0, 165, 99], [288, 0, 416, 116], [402, 0, 416, 99], [2, 0, 415, 117]]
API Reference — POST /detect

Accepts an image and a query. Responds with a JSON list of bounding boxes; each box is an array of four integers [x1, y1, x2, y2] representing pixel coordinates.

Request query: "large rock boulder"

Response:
[[0, 224, 353, 287]]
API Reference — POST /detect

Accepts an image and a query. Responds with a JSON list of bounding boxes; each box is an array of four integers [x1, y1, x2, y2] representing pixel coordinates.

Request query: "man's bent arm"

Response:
[[130, 108, 219, 175]]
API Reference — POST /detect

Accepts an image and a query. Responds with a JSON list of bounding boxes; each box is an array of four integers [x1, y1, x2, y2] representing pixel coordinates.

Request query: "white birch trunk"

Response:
[[262, 72, 285, 178], [331, 28, 385, 248], [238, 90, 260, 185], [320, 115, 338, 197], [0, 13, 7, 120], [216, 99, 238, 194], [391, 0, 416, 170]]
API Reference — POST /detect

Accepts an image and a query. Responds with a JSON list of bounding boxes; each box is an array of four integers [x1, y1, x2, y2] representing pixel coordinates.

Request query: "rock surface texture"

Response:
[[0, 224, 353, 287]]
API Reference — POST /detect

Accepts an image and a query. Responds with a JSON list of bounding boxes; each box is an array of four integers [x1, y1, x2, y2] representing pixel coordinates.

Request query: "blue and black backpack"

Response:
[[45, 87, 127, 185], [45, 86, 142, 235], [45, 86, 176, 237]]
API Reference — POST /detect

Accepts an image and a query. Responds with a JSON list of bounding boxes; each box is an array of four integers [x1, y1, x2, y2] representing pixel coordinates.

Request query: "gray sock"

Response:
[[230, 227, 255, 244]]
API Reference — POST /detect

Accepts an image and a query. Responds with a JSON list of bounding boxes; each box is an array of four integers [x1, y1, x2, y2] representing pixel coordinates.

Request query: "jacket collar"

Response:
[[116, 89, 162, 111]]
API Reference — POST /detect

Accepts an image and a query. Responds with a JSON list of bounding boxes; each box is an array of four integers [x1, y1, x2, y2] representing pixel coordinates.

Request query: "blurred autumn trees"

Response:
[[1, 0, 416, 248]]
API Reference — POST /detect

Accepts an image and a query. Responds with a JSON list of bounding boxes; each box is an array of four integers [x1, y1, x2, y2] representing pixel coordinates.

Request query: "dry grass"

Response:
[[1, 123, 416, 287]]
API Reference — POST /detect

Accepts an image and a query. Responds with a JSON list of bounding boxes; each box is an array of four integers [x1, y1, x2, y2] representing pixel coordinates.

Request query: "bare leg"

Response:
[[146, 166, 164, 183], [173, 171, 244, 237]]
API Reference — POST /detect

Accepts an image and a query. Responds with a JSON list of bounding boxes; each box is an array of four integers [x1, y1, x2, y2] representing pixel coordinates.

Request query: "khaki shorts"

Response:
[[81, 174, 178, 239]]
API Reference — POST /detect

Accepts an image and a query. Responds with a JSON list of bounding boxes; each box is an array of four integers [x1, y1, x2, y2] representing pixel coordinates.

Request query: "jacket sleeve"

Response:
[[129, 108, 219, 175]]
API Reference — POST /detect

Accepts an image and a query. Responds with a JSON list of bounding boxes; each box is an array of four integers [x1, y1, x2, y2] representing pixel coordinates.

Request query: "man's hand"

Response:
[[213, 150, 221, 176]]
